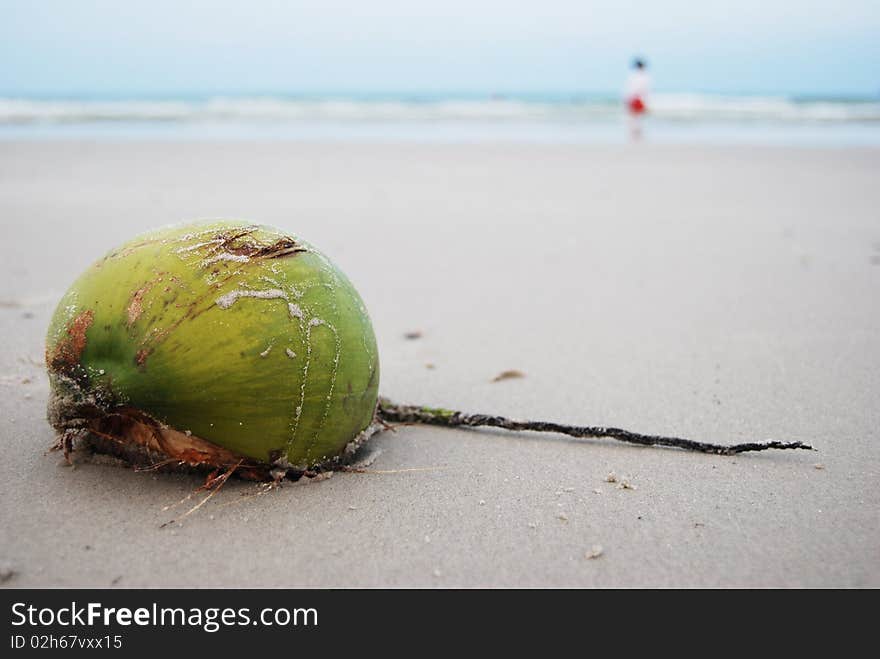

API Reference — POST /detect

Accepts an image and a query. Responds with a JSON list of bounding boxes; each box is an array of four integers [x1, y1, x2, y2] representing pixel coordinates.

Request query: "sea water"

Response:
[[1, 92, 878, 146]]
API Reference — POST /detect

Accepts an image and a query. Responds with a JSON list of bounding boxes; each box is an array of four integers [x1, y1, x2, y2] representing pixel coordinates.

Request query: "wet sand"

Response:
[[0, 141, 878, 587]]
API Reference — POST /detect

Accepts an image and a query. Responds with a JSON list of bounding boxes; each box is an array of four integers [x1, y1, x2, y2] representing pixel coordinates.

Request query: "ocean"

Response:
[[1, 93, 878, 145]]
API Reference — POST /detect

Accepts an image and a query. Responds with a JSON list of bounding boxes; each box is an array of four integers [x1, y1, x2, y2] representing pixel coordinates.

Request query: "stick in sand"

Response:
[[376, 399, 813, 456]]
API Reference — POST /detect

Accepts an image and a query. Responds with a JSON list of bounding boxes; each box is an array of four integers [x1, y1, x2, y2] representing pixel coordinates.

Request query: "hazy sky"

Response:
[[2, 0, 878, 96]]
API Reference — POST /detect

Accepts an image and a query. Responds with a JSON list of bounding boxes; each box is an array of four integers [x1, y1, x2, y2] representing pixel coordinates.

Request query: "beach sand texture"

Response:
[[0, 141, 877, 587]]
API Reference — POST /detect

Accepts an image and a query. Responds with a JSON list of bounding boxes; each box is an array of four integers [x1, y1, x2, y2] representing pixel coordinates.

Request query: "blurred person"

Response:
[[625, 58, 650, 140]]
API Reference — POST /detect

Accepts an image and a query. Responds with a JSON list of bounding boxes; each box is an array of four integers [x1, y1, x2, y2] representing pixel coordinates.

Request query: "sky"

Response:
[[2, 0, 878, 97]]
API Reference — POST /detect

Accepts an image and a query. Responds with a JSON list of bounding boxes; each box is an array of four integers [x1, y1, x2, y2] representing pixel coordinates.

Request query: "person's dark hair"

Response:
[[632, 58, 646, 70]]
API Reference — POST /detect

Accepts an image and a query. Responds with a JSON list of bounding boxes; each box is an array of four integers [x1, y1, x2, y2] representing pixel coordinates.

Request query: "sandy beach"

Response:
[[0, 140, 877, 587]]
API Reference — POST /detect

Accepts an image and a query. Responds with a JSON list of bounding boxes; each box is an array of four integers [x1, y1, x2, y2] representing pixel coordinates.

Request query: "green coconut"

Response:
[[46, 220, 379, 477]]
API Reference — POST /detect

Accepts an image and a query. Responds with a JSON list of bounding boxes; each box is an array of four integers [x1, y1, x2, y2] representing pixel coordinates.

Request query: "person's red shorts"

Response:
[[628, 97, 646, 114]]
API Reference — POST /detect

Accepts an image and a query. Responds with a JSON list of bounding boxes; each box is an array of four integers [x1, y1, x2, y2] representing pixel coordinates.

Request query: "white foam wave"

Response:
[[1, 94, 878, 124]]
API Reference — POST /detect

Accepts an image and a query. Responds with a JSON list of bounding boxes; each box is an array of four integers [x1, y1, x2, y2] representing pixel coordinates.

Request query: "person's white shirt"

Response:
[[625, 70, 651, 101]]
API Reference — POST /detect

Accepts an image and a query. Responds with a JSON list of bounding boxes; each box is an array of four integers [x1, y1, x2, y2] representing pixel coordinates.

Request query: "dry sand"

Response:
[[0, 141, 877, 587]]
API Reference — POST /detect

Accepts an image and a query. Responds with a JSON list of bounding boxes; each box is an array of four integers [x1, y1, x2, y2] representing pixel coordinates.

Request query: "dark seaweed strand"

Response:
[[376, 399, 813, 456]]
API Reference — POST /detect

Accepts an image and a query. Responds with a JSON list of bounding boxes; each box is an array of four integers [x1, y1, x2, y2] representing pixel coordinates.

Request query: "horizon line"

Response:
[[1, 89, 879, 102]]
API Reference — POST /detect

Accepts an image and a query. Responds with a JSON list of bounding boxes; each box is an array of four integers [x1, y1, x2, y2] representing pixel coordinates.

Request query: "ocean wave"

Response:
[[1, 94, 879, 124]]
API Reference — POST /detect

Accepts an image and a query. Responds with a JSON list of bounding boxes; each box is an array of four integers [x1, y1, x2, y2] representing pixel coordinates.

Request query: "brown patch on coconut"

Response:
[[214, 228, 307, 260], [126, 281, 158, 325], [134, 348, 151, 367], [46, 309, 94, 373], [81, 407, 271, 481]]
